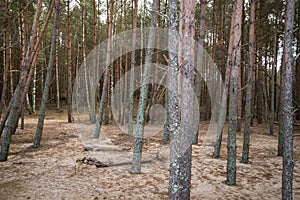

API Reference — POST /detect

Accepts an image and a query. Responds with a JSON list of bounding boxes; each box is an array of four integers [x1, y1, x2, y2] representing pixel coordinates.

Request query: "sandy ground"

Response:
[[0, 107, 299, 200]]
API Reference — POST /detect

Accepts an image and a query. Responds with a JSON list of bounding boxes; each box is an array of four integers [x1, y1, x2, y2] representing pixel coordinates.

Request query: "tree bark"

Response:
[[227, 0, 242, 185], [281, 0, 295, 198], [168, 0, 181, 198], [176, 0, 196, 198]]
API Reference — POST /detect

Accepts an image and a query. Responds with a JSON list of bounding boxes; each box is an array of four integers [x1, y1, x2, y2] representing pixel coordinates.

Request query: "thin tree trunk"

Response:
[[241, 0, 255, 164], [33, 0, 59, 148], [90, 0, 97, 124], [0, 2, 9, 118], [213, 1, 236, 159], [131, 0, 158, 174], [94, 0, 114, 138], [227, 0, 242, 185], [128, 0, 138, 136], [67, 0, 72, 123], [281, 0, 295, 198], [256, 0, 264, 124], [270, 1, 279, 135], [193, 0, 207, 145], [32, 64, 36, 114], [55, 28, 60, 111], [82, 0, 91, 121]]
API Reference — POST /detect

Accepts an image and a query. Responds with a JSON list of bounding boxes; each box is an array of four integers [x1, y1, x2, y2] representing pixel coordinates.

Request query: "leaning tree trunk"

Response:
[[281, 0, 295, 198], [131, 0, 158, 174], [94, 0, 114, 138], [0, 0, 43, 161], [241, 0, 255, 164], [33, 0, 59, 148], [0, 0, 54, 137], [227, 0, 242, 186]]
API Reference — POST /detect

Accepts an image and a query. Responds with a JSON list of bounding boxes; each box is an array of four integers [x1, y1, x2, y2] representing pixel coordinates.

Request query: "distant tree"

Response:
[[67, 0, 72, 123], [241, 0, 256, 164]]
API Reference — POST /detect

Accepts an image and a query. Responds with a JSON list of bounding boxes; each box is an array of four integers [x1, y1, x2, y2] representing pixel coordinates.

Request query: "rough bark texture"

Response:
[[33, 0, 59, 148], [241, 0, 255, 164], [227, 0, 242, 185], [168, 0, 180, 198], [131, 0, 158, 174], [281, 0, 295, 198]]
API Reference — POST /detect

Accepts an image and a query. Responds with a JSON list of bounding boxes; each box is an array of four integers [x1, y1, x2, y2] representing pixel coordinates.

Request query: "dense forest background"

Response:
[[0, 0, 299, 199]]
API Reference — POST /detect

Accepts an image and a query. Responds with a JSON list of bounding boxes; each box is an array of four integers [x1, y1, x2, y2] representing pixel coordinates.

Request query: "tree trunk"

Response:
[[256, 0, 264, 124], [168, 0, 181, 198], [33, 0, 59, 148], [131, 0, 158, 174], [55, 28, 60, 111], [67, 0, 72, 123], [281, 0, 295, 198], [241, 0, 255, 164], [193, 0, 207, 145], [270, 1, 279, 135], [295, 3, 300, 121], [177, 0, 196, 197], [128, 0, 138, 136], [227, 0, 242, 185], [213, 1, 236, 159], [94, 0, 114, 138]]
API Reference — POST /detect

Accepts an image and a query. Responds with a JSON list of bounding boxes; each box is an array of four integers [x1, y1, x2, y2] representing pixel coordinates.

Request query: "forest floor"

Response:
[[0, 106, 300, 200]]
